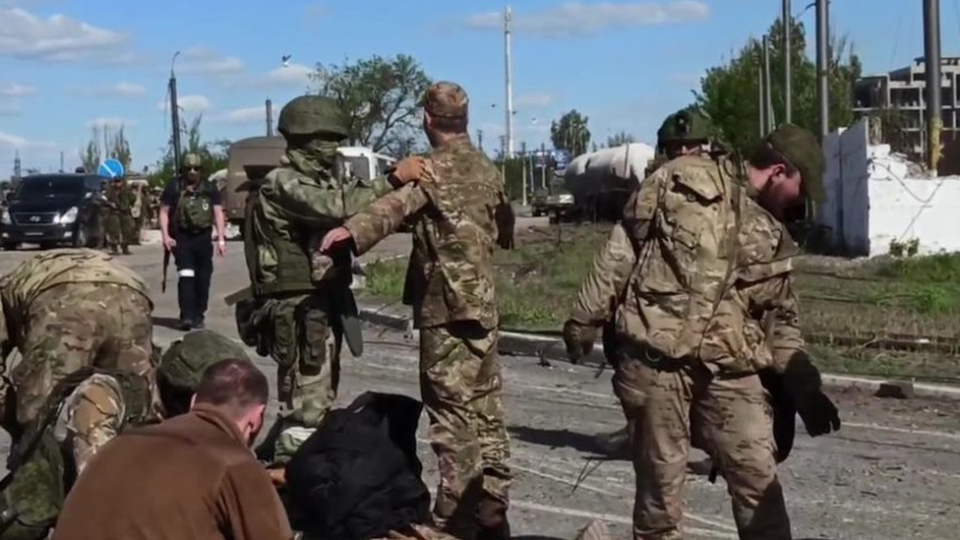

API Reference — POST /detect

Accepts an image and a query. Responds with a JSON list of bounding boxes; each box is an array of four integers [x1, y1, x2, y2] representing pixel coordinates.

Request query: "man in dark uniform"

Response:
[[159, 153, 227, 331]]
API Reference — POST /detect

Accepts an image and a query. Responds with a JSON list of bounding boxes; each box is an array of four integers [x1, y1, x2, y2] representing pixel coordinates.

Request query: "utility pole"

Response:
[[13, 150, 21, 180], [266, 99, 274, 137], [521, 141, 528, 206], [499, 135, 506, 180], [169, 52, 183, 175], [59, 151, 64, 173], [503, 6, 515, 157], [924, 0, 942, 174], [477, 129, 484, 152], [758, 39, 767, 137], [763, 35, 775, 132], [816, 0, 830, 140], [783, 0, 792, 123], [540, 142, 547, 190]]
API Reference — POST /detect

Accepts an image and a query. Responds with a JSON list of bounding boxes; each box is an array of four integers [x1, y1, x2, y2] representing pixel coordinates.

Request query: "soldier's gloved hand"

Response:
[[563, 319, 598, 363], [320, 227, 353, 253], [795, 390, 841, 437], [390, 157, 428, 186]]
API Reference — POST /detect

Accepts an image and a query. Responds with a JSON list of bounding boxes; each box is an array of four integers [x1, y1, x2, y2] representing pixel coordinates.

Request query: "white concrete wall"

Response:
[[819, 119, 960, 256]]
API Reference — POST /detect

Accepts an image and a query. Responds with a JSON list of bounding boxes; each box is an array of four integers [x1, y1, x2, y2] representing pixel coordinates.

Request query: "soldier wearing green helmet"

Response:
[[0, 329, 249, 540], [159, 152, 228, 331], [232, 94, 429, 463]]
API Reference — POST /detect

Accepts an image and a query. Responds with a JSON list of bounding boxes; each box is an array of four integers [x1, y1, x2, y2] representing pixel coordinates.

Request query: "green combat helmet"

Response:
[[657, 107, 713, 148], [277, 95, 350, 139], [158, 329, 251, 391], [181, 153, 203, 170]]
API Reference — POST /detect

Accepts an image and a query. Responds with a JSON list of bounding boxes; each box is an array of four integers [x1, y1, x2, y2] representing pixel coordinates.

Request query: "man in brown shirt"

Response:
[[52, 358, 293, 540]]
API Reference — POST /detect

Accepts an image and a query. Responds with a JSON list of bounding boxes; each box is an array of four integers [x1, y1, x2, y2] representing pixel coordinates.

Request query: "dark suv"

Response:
[[1, 173, 105, 250]]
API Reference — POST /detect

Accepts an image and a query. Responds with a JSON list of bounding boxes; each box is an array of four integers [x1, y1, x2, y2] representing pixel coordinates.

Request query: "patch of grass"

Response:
[[875, 252, 960, 283]]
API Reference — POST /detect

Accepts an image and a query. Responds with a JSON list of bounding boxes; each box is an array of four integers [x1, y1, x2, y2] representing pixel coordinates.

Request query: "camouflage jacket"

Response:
[[343, 137, 509, 330], [244, 165, 395, 296], [0, 249, 151, 334], [105, 184, 136, 214], [570, 154, 805, 376]]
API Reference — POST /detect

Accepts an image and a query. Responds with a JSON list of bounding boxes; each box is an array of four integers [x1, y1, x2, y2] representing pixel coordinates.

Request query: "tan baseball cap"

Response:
[[421, 81, 469, 118]]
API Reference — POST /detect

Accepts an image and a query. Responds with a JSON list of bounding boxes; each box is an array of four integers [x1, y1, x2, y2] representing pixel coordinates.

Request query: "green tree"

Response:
[[310, 54, 431, 156], [108, 125, 132, 171], [695, 17, 862, 154], [606, 131, 636, 148], [150, 115, 229, 189], [80, 128, 101, 173], [550, 110, 591, 157]]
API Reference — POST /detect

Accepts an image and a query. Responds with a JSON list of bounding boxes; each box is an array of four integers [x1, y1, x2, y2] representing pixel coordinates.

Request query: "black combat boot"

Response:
[[476, 495, 510, 540]]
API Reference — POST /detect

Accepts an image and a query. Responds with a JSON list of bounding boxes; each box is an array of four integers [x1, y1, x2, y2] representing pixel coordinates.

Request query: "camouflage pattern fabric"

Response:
[[103, 183, 137, 250], [242, 130, 396, 459], [343, 136, 509, 330], [0, 249, 151, 345], [613, 357, 789, 540], [51, 373, 160, 475], [265, 294, 342, 463], [9, 282, 153, 428], [420, 323, 510, 540], [568, 153, 824, 540]]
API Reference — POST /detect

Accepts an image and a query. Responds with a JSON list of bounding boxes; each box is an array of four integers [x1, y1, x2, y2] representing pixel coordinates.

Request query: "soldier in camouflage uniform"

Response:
[[597, 107, 720, 456], [103, 176, 137, 255], [319, 82, 516, 540], [0, 329, 250, 540], [232, 94, 428, 463], [0, 249, 154, 436], [563, 124, 841, 540]]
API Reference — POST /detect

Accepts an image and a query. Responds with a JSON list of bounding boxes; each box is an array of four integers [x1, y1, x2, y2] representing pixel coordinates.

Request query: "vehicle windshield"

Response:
[[15, 176, 86, 199]]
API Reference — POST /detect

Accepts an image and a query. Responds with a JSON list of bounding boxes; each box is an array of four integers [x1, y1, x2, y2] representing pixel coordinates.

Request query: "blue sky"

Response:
[[0, 0, 952, 175]]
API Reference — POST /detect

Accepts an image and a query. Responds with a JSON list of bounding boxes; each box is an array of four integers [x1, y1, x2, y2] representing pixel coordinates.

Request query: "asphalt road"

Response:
[[2, 222, 960, 540]]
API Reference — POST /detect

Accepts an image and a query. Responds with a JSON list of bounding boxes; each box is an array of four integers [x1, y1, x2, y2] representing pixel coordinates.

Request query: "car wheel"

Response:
[[2, 241, 18, 251], [39, 241, 57, 250]]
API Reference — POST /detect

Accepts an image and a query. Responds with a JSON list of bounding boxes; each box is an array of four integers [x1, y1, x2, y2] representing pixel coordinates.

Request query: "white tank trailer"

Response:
[[563, 143, 655, 222]]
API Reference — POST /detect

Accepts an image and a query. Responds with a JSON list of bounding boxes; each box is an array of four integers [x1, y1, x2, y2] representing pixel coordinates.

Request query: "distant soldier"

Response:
[[319, 82, 516, 540], [0, 329, 250, 540], [103, 176, 136, 255], [159, 153, 228, 331], [0, 249, 153, 436], [232, 95, 427, 464], [130, 184, 144, 245]]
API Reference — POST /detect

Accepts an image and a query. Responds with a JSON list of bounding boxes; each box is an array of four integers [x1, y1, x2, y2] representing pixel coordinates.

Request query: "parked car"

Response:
[[1, 173, 106, 251]]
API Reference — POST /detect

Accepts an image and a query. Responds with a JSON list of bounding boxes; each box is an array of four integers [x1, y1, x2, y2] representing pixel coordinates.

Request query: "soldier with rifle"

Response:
[[228, 95, 428, 464]]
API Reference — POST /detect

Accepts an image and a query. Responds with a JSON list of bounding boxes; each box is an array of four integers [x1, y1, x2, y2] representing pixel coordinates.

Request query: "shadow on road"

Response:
[[508, 425, 715, 477], [151, 316, 184, 331]]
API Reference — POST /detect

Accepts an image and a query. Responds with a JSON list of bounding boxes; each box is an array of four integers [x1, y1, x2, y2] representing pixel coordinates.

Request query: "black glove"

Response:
[[795, 390, 841, 437], [562, 320, 597, 363]]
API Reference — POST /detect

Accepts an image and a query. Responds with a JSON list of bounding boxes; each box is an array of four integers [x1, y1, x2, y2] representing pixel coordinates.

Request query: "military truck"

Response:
[[222, 136, 397, 231], [562, 143, 655, 222]]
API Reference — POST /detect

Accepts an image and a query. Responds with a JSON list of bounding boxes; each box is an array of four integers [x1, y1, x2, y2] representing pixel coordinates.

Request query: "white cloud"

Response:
[[74, 81, 146, 98], [215, 105, 269, 124], [178, 47, 246, 75], [465, 1, 709, 38], [0, 131, 57, 151], [304, 3, 327, 22], [0, 7, 127, 61], [516, 93, 554, 108], [157, 94, 212, 114], [0, 82, 37, 96], [86, 117, 137, 129], [259, 63, 313, 88]]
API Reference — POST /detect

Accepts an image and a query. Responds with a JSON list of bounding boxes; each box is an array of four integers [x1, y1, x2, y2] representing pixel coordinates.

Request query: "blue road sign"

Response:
[[98, 159, 125, 179]]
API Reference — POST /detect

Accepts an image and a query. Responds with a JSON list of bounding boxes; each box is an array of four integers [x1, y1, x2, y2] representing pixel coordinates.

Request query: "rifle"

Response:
[[161, 246, 170, 293]]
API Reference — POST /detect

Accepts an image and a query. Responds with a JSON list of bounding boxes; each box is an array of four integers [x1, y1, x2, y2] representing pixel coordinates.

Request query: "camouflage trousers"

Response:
[[420, 322, 511, 540], [267, 293, 342, 462], [613, 355, 791, 540], [11, 283, 154, 430], [104, 213, 136, 249]]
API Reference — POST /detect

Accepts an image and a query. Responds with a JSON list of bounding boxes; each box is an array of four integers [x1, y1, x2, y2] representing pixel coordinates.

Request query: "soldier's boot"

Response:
[[573, 520, 610, 540], [476, 494, 510, 540], [109, 244, 119, 255], [122, 244, 131, 255], [593, 424, 633, 457]]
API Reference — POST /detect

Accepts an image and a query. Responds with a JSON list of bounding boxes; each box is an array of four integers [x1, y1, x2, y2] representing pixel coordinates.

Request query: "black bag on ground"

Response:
[[284, 392, 431, 540]]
